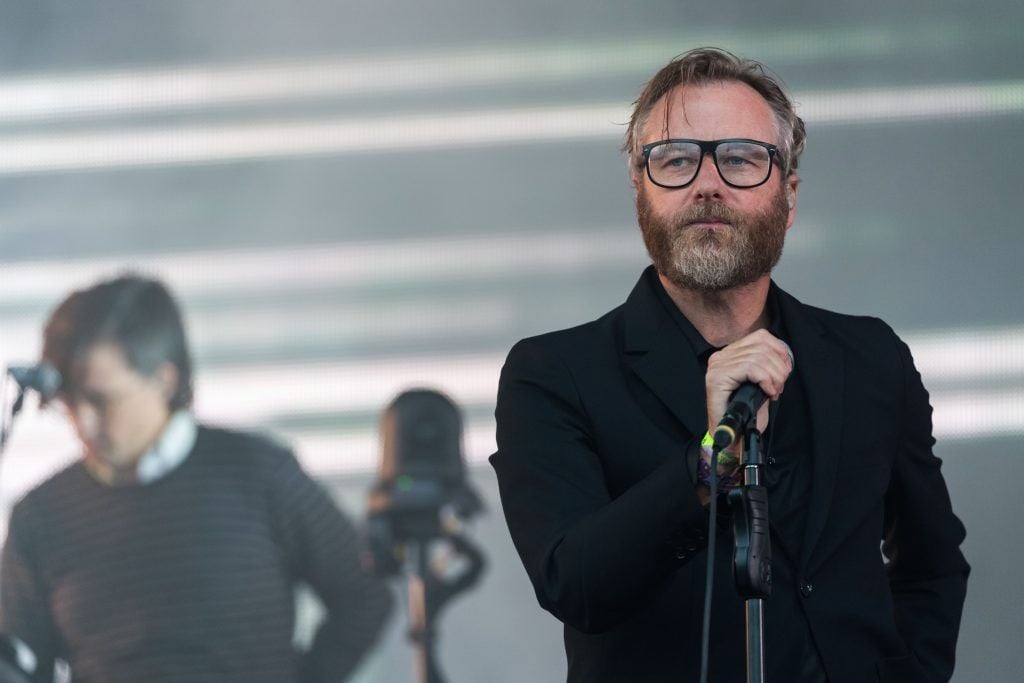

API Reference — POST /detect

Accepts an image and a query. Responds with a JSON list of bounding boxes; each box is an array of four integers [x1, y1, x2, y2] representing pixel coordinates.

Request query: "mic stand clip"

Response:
[[727, 424, 772, 683]]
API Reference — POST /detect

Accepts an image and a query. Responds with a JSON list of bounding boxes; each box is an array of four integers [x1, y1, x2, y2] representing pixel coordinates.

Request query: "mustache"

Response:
[[676, 202, 744, 226]]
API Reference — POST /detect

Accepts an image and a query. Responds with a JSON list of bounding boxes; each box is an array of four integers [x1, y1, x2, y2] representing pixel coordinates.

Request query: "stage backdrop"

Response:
[[0, 2, 1020, 680]]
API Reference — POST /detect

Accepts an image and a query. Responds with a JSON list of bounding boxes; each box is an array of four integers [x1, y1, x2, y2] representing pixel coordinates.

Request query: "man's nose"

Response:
[[691, 152, 726, 201]]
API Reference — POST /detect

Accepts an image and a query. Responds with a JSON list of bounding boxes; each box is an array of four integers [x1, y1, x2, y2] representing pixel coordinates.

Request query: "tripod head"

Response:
[[366, 389, 482, 570]]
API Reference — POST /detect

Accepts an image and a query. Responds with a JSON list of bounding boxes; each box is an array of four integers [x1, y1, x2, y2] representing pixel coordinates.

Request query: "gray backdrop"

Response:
[[0, 2, 1021, 681]]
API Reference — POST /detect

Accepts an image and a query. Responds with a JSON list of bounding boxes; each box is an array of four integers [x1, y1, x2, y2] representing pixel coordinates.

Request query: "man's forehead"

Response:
[[644, 81, 778, 142], [69, 342, 135, 391]]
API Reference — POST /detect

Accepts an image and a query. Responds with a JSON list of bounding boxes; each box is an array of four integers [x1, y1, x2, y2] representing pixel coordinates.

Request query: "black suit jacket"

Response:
[[491, 268, 969, 683]]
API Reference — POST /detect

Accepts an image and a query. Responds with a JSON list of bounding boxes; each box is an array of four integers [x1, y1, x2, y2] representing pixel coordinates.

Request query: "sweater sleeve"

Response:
[[0, 501, 59, 681], [269, 451, 393, 683]]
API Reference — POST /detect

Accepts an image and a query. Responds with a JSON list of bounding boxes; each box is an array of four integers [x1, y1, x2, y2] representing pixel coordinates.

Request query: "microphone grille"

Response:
[[36, 363, 63, 400]]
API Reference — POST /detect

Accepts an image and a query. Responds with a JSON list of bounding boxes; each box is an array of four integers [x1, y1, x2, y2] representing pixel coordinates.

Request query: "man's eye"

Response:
[[661, 155, 698, 169], [80, 392, 109, 409], [721, 155, 751, 167]]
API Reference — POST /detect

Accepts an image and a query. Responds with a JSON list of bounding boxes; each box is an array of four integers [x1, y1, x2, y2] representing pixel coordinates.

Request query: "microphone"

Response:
[[711, 342, 794, 452], [6, 364, 62, 401], [712, 383, 768, 451], [1, 363, 62, 455]]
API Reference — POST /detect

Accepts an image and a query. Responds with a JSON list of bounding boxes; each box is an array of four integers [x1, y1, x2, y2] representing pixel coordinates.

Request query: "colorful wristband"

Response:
[[697, 431, 742, 492], [697, 455, 743, 491], [701, 431, 740, 466]]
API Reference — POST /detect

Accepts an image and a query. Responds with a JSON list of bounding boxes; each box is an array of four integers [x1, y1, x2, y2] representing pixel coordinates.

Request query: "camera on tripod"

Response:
[[365, 389, 486, 683]]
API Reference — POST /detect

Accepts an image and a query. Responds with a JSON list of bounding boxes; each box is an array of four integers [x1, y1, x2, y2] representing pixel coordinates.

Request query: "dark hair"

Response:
[[42, 274, 193, 410], [623, 47, 806, 177]]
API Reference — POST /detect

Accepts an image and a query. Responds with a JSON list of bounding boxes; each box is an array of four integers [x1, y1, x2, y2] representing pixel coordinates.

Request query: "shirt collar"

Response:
[[648, 269, 786, 362], [84, 410, 198, 487]]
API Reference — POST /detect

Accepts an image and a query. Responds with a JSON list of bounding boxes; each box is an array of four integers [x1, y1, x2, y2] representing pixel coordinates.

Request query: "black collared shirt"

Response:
[[648, 268, 812, 563], [648, 269, 827, 682]]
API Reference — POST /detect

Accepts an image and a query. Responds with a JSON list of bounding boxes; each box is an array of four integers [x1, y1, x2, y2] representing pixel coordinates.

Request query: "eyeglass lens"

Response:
[[647, 141, 772, 188]]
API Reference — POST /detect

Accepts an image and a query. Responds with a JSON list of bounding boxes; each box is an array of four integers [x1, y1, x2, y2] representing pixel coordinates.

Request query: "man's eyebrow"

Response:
[[64, 387, 108, 403]]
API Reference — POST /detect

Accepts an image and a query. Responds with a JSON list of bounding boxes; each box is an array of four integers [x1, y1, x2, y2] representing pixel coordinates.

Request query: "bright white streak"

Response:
[[0, 82, 1020, 175]]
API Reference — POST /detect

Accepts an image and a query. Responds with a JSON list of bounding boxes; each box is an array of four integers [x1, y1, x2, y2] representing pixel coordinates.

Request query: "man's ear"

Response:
[[154, 361, 179, 404], [784, 173, 800, 229]]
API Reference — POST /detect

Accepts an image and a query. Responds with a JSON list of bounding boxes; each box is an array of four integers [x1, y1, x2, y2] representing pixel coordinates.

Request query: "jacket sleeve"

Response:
[[491, 338, 710, 634], [269, 451, 393, 683], [882, 337, 970, 682]]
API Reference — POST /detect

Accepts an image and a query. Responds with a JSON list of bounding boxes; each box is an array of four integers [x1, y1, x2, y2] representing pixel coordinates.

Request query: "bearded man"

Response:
[[490, 48, 968, 683]]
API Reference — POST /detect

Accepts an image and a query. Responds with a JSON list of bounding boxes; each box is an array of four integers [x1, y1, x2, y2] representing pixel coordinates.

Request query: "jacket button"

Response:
[[675, 548, 688, 560], [799, 579, 814, 598]]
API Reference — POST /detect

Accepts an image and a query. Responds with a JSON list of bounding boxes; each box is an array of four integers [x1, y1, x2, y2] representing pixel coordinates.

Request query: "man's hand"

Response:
[[696, 330, 792, 506], [705, 329, 793, 438]]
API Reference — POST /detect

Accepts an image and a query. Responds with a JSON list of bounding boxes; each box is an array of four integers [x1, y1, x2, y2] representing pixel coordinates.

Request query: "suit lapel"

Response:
[[619, 274, 847, 569], [776, 287, 846, 573], [622, 268, 707, 438]]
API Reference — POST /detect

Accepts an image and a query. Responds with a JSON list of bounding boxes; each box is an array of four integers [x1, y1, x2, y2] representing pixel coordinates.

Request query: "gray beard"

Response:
[[673, 228, 749, 290], [636, 188, 790, 293]]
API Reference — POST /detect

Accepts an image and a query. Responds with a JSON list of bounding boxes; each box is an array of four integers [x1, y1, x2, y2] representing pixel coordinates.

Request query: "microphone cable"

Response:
[[698, 440, 723, 683]]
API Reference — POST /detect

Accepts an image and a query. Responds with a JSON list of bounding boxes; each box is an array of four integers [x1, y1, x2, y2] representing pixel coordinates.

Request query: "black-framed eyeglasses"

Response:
[[641, 138, 780, 189]]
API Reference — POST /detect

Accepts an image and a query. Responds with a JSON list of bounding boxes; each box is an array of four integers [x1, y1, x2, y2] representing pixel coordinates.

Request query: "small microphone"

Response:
[[711, 342, 794, 452], [7, 363, 62, 401], [712, 383, 768, 451], [2, 363, 63, 455]]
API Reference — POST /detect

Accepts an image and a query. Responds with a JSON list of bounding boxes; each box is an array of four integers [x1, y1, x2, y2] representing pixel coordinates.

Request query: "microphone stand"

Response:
[[0, 383, 29, 457], [406, 532, 485, 683], [728, 424, 772, 683], [407, 540, 444, 683]]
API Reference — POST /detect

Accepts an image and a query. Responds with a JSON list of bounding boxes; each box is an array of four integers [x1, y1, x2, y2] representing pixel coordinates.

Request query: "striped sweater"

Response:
[[0, 425, 392, 683]]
